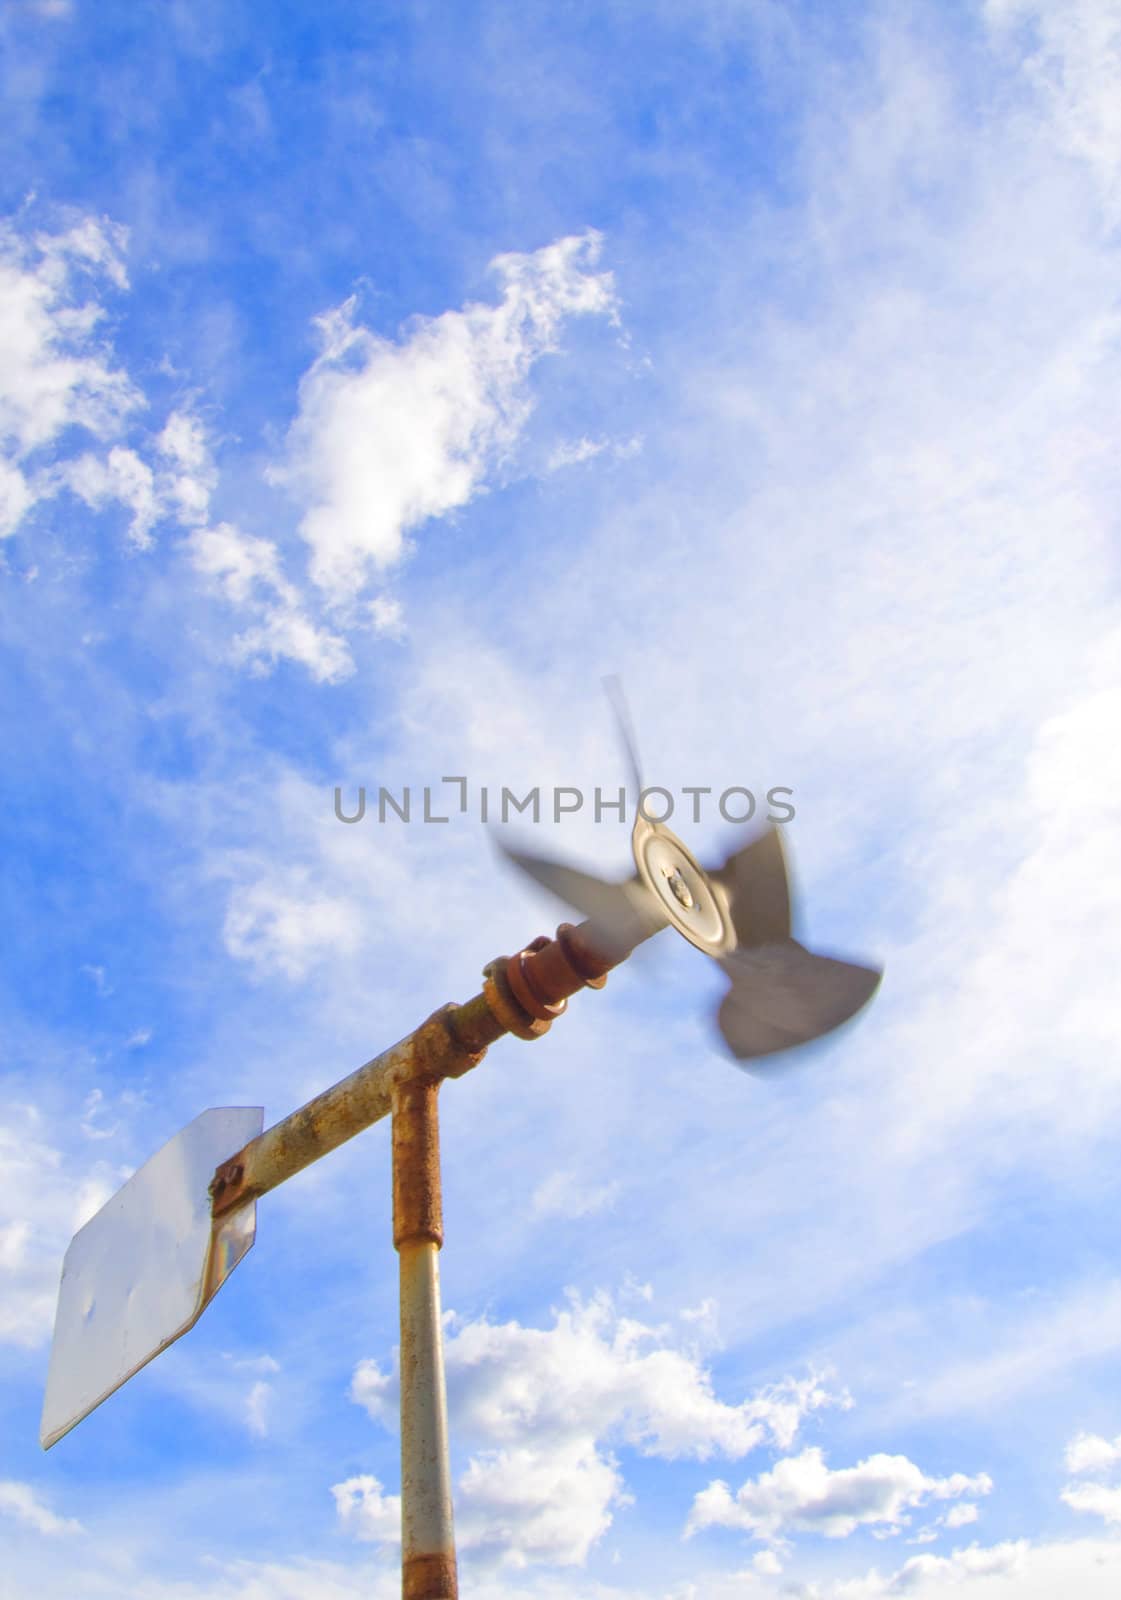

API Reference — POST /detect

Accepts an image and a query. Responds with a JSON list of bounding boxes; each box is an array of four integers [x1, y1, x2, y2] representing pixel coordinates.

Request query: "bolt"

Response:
[[209, 1162, 244, 1202], [665, 867, 695, 909]]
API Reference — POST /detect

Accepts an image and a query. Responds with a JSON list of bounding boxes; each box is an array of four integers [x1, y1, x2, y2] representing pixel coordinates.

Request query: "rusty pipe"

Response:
[[394, 1078, 457, 1600], [209, 920, 632, 1221], [209, 1010, 477, 1218]]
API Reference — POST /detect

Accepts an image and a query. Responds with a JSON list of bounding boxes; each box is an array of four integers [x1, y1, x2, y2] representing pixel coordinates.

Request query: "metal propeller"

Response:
[[497, 687, 882, 1064]]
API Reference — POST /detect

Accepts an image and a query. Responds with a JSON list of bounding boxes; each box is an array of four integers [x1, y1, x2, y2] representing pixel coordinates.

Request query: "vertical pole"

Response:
[[392, 1078, 458, 1600]]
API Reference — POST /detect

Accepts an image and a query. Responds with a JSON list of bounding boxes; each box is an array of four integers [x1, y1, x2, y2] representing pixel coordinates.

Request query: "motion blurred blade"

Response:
[[716, 939, 882, 1062], [710, 826, 792, 949], [602, 674, 645, 798], [495, 840, 667, 955]]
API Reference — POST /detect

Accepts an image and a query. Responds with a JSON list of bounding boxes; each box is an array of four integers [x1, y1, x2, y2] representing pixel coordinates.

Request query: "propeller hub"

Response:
[[632, 819, 737, 957]]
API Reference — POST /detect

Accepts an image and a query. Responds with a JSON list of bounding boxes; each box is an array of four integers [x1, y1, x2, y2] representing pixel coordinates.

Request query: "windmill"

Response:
[[40, 688, 882, 1600]]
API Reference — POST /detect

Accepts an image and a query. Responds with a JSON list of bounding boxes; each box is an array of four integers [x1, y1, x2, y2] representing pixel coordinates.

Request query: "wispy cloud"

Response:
[[220, 860, 364, 978], [0, 1479, 83, 1536], [0, 1107, 127, 1348], [270, 232, 618, 602], [530, 1169, 621, 1221], [0, 213, 137, 541], [189, 520, 353, 683], [985, 0, 1121, 223]]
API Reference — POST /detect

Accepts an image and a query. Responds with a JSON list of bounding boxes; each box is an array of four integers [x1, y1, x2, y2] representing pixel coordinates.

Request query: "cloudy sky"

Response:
[[3, 0, 1121, 1595]]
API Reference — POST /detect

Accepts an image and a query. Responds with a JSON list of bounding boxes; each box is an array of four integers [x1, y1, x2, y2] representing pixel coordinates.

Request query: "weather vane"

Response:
[[40, 683, 882, 1600]]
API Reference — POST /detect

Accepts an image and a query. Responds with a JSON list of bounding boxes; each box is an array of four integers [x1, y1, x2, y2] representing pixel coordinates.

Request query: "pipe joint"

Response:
[[392, 1078, 444, 1250]]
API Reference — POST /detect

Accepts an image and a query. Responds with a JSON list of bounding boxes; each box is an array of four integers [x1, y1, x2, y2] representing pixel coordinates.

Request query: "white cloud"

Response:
[[0, 455, 34, 537], [221, 862, 363, 978], [678, 1298, 722, 1355], [189, 522, 353, 684], [0, 215, 351, 674], [0, 1219, 30, 1271], [33, 215, 129, 293], [157, 408, 216, 526], [271, 231, 617, 600], [349, 1355, 395, 1428], [908, 1501, 983, 1546], [245, 1379, 273, 1438], [0, 218, 618, 667], [546, 434, 642, 471], [0, 1105, 130, 1348], [0, 216, 135, 457], [829, 1537, 1121, 1598], [53, 404, 215, 546], [366, 593, 405, 637], [1061, 1481, 1121, 1525], [57, 445, 158, 546], [331, 1474, 402, 1544], [0, 216, 219, 553], [0, 214, 143, 542], [833, 1539, 1028, 1598], [0, 1480, 83, 1536], [79, 1087, 119, 1141], [224, 1351, 281, 1375], [70, 1171, 118, 1230], [442, 1289, 843, 1463], [686, 1447, 991, 1543], [189, 519, 284, 606], [227, 602, 353, 683], [546, 436, 609, 470], [333, 1435, 631, 1572], [456, 1440, 631, 1569], [126, 1336, 289, 1444], [346, 1287, 843, 1571], [1065, 1431, 1121, 1475]]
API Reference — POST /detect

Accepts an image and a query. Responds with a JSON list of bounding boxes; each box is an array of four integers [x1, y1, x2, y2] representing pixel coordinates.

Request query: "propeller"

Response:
[[496, 684, 882, 1065]]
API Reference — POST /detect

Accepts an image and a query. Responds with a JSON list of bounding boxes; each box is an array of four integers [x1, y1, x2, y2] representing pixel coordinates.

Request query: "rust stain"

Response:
[[392, 1079, 443, 1249], [402, 1551, 458, 1600]]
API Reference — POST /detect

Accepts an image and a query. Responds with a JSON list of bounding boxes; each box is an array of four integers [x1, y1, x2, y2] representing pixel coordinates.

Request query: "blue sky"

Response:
[[3, 0, 1121, 1595]]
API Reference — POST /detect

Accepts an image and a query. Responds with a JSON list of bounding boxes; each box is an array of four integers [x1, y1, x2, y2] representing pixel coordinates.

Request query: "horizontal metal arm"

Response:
[[209, 920, 630, 1219]]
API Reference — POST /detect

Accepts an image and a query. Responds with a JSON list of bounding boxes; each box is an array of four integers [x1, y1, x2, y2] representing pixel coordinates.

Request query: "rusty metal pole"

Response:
[[393, 1076, 457, 1600], [207, 918, 638, 1600]]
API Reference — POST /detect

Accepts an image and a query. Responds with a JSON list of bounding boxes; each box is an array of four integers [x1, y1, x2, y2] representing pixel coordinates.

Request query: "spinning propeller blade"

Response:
[[717, 941, 882, 1062], [494, 842, 666, 958], [496, 686, 882, 1064]]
